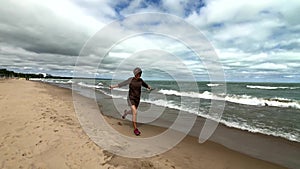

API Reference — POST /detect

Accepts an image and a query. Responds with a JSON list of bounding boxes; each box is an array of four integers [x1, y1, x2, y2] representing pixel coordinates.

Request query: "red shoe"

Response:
[[134, 128, 141, 136]]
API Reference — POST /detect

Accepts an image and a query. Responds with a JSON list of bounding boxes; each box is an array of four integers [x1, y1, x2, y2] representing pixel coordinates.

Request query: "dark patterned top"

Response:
[[118, 77, 149, 101]]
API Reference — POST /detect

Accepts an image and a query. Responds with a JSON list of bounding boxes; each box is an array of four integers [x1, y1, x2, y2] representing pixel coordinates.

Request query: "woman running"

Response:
[[109, 67, 151, 136]]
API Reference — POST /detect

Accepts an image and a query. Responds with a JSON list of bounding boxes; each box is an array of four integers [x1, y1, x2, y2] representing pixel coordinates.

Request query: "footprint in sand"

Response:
[[35, 140, 43, 146]]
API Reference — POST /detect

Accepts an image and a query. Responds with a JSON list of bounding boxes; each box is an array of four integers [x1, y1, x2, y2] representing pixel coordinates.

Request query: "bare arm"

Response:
[[147, 85, 152, 91], [110, 78, 132, 90], [109, 84, 119, 90], [142, 80, 151, 91]]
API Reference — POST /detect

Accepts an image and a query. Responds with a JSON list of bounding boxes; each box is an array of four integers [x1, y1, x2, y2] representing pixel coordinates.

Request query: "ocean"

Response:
[[33, 78, 300, 143]]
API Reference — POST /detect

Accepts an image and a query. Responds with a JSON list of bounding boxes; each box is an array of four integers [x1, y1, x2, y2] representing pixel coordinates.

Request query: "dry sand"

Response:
[[0, 79, 286, 169]]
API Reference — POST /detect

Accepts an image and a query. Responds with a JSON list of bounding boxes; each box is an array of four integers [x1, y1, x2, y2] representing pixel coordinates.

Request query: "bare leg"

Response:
[[130, 105, 138, 129], [122, 109, 132, 119]]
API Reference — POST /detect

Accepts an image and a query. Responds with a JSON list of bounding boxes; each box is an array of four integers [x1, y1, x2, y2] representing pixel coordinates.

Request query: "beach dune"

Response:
[[0, 79, 286, 169]]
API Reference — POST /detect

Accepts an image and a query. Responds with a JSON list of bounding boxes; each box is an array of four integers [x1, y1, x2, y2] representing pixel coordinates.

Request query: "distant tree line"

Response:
[[0, 69, 71, 79]]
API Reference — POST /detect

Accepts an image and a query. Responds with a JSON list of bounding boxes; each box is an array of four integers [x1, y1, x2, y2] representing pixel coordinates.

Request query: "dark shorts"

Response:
[[127, 98, 140, 108]]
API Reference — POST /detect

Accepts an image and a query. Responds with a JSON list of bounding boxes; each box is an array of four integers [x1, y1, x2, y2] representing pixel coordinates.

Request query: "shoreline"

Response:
[[91, 84, 300, 168], [59, 80, 300, 168], [0, 79, 292, 168]]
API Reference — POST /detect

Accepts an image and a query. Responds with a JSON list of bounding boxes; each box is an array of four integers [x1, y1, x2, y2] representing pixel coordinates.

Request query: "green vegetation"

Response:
[[0, 69, 71, 79]]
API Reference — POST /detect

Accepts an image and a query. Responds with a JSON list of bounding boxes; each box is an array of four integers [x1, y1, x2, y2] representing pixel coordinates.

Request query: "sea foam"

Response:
[[158, 89, 300, 109]]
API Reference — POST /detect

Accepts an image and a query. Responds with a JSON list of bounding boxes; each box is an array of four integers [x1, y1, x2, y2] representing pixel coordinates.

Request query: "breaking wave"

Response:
[[158, 89, 300, 109]]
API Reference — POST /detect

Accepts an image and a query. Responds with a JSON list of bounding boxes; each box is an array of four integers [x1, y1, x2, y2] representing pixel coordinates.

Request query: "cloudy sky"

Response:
[[0, 0, 299, 82]]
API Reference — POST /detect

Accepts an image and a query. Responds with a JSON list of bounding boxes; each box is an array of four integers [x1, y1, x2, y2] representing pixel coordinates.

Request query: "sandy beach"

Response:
[[0, 79, 287, 169]]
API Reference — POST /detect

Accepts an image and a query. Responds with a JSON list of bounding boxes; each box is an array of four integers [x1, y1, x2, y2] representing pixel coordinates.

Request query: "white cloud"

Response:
[[108, 52, 131, 59], [213, 19, 283, 43], [216, 48, 249, 60], [0, 43, 76, 76], [242, 53, 268, 62], [119, 0, 161, 15], [0, 0, 299, 81], [284, 75, 294, 78], [8, 0, 103, 34], [74, 0, 117, 20], [249, 63, 288, 70], [162, 0, 185, 16], [184, 0, 300, 82], [0, 0, 107, 56], [195, 0, 299, 26], [186, 0, 300, 47], [287, 63, 300, 68], [93, 34, 206, 79]]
